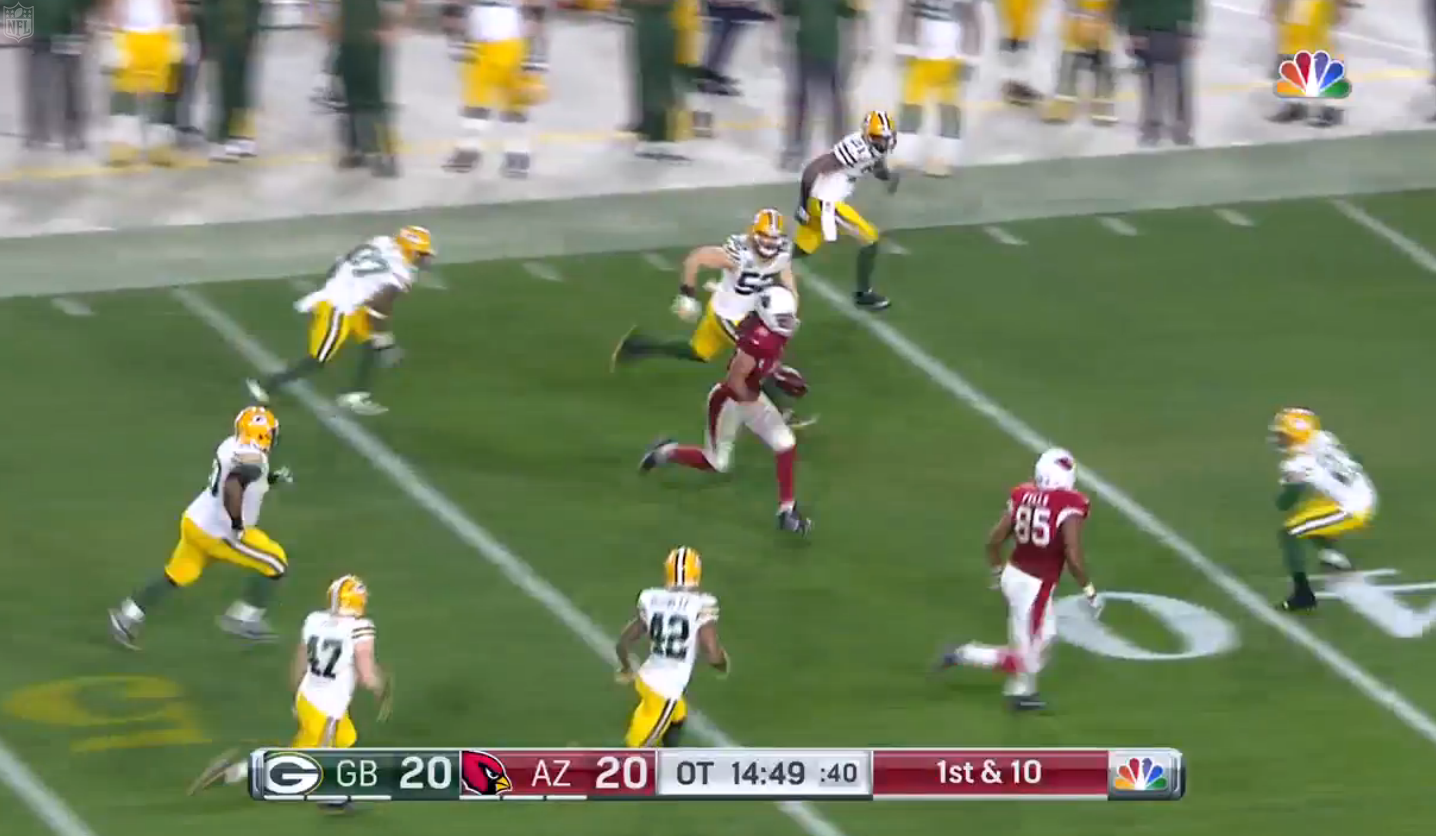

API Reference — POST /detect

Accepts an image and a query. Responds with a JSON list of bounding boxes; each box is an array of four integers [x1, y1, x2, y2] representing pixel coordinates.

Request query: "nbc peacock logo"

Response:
[[1114, 756, 1167, 791]]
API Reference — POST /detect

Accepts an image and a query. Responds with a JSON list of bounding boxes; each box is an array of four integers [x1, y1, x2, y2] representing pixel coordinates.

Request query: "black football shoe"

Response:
[[777, 507, 812, 535], [639, 439, 674, 473]]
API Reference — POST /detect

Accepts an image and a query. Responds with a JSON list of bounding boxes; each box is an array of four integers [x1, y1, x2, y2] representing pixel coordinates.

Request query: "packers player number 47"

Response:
[[795, 111, 900, 312], [1270, 407, 1377, 612], [614, 548, 729, 749], [246, 226, 435, 417], [189, 576, 393, 815], [109, 406, 294, 649]]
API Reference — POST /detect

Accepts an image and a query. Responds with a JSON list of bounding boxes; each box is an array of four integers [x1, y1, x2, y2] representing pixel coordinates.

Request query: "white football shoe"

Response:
[[1318, 549, 1352, 571], [337, 392, 388, 416], [245, 378, 270, 404]]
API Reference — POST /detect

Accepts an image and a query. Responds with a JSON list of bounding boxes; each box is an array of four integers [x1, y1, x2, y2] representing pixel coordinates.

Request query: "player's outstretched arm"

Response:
[[1060, 517, 1099, 613], [725, 350, 758, 403], [613, 613, 647, 682], [984, 509, 1015, 579], [354, 637, 392, 720], [699, 623, 729, 676], [779, 265, 799, 302]]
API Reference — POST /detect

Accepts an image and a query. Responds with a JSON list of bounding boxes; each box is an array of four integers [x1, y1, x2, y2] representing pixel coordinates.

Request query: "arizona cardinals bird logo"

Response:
[[460, 751, 513, 797]]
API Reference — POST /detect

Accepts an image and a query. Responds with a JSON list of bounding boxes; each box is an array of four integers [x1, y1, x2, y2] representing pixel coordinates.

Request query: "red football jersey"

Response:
[[1006, 482, 1090, 583], [728, 317, 789, 393]]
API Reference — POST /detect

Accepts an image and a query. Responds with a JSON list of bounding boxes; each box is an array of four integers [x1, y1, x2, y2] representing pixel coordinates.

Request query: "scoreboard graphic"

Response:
[[251, 748, 1185, 802]]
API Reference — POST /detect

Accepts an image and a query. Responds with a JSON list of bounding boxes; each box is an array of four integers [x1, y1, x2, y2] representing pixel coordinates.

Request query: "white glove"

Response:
[[1084, 584, 1104, 619], [269, 466, 295, 486], [672, 293, 702, 322]]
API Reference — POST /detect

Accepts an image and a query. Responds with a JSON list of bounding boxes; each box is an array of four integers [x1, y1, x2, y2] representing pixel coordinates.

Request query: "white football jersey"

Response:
[[183, 436, 271, 539], [297, 610, 377, 718], [1281, 431, 1377, 514], [913, 0, 971, 60], [298, 236, 413, 316], [467, 0, 523, 42], [635, 587, 720, 701], [121, 0, 174, 31], [812, 133, 889, 203], [710, 234, 792, 322]]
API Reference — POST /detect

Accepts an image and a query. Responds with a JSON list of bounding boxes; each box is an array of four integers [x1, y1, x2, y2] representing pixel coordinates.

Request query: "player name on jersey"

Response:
[[250, 748, 1184, 802]]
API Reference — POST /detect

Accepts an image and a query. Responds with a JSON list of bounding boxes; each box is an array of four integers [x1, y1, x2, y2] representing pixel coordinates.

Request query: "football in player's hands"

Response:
[[772, 365, 808, 398]]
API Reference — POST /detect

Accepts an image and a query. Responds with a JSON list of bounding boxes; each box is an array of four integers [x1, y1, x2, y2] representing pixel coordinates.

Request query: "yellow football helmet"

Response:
[[862, 110, 896, 154], [1270, 407, 1320, 450], [396, 226, 435, 270], [328, 575, 369, 617], [663, 547, 702, 590], [234, 405, 279, 451], [749, 208, 786, 259]]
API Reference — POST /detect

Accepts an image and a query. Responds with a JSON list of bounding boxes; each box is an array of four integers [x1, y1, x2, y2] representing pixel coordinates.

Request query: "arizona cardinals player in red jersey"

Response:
[[640, 286, 813, 535], [937, 447, 1102, 711]]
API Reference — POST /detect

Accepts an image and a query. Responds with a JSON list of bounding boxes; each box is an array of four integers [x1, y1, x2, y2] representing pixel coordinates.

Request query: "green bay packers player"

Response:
[[1270, 408, 1377, 611], [1042, 0, 1117, 125], [794, 111, 900, 311], [894, 0, 983, 177], [246, 226, 434, 416], [189, 576, 393, 814], [103, 0, 187, 167], [441, 0, 549, 178], [108, 406, 294, 649], [614, 548, 728, 748], [997, 0, 1046, 105]]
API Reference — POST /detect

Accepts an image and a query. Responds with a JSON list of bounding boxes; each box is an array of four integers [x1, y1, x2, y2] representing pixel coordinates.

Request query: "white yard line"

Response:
[[1330, 199, 1436, 273], [795, 264, 1436, 747], [171, 287, 851, 836], [983, 226, 1027, 246], [50, 298, 93, 316], [1099, 216, 1139, 236], [1214, 208, 1254, 228], [523, 261, 563, 282], [641, 252, 673, 272], [0, 740, 100, 836]]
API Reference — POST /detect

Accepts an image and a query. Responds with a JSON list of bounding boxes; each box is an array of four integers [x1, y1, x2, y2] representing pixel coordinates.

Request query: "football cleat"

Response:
[[777, 507, 812, 535], [1318, 549, 1352, 571], [218, 614, 277, 643], [1281, 592, 1318, 612], [854, 290, 891, 311], [933, 646, 965, 671], [782, 410, 820, 431], [188, 749, 241, 795], [1008, 693, 1047, 712], [639, 438, 675, 473], [337, 392, 388, 416], [107, 609, 141, 651], [245, 378, 271, 404]]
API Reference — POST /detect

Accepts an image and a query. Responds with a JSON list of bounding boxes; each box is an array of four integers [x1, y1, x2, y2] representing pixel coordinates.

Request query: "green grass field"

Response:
[[2, 189, 1435, 836]]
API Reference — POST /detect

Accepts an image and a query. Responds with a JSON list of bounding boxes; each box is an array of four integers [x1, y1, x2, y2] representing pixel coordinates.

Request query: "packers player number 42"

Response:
[[246, 225, 435, 417], [614, 548, 728, 748]]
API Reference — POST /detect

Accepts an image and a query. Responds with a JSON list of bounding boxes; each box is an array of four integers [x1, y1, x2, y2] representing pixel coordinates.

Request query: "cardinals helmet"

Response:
[[664, 547, 702, 590], [1034, 448, 1077, 491], [756, 286, 799, 336]]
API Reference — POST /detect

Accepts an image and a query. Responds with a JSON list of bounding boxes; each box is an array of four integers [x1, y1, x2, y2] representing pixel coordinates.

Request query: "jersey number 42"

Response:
[[648, 613, 692, 660]]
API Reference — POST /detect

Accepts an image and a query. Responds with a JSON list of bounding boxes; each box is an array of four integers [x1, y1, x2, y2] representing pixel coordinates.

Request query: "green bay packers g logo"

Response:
[[263, 752, 323, 796]]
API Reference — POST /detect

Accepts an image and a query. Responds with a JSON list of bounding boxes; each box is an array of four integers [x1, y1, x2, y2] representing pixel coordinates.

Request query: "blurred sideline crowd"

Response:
[[11, 0, 1420, 181]]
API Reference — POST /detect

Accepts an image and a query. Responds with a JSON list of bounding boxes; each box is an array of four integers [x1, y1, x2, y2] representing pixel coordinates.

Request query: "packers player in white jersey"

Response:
[[893, 0, 983, 177], [441, 0, 550, 178], [1270, 407, 1377, 611], [611, 210, 814, 427], [614, 548, 728, 748], [103, 0, 187, 167], [108, 406, 294, 649], [189, 576, 393, 814], [246, 226, 435, 417], [794, 111, 901, 311]]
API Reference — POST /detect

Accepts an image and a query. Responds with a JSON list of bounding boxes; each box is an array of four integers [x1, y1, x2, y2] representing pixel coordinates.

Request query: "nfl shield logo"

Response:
[[1, 4, 34, 41]]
